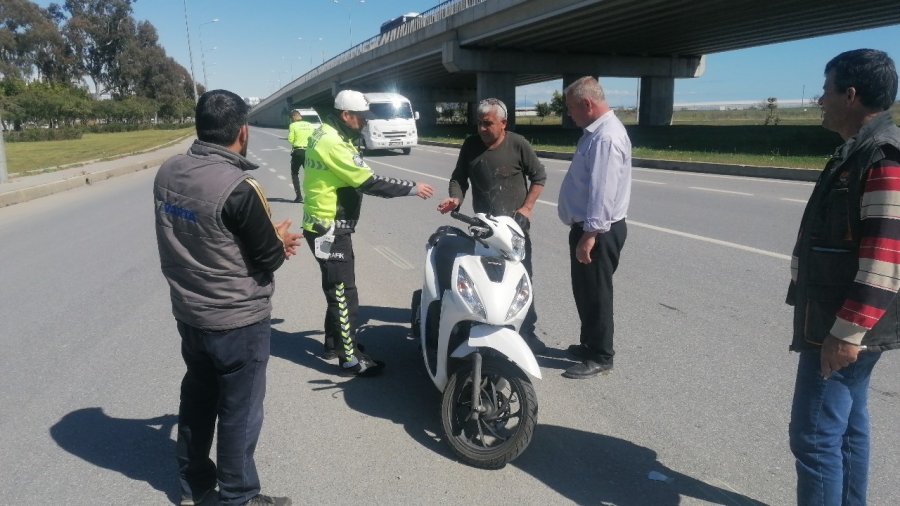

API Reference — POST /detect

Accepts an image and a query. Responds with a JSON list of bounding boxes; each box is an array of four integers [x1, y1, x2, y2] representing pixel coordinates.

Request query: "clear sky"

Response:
[[35, 0, 900, 108]]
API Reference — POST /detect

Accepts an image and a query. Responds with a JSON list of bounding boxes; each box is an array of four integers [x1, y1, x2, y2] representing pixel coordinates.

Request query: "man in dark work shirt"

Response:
[[437, 97, 548, 353]]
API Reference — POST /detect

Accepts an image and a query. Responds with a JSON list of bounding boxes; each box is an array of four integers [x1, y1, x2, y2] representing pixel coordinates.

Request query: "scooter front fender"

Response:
[[450, 325, 542, 380]]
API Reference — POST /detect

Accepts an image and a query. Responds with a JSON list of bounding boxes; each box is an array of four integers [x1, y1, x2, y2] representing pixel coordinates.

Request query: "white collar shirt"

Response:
[[557, 110, 632, 233]]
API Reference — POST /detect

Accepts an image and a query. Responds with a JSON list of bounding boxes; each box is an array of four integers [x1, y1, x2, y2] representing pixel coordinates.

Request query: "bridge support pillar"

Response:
[[476, 72, 517, 130], [638, 76, 674, 126], [416, 101, 437, 128]]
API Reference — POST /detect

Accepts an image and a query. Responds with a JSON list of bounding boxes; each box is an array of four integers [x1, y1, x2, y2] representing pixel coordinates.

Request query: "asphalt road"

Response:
[[0, 125, 897, 505]]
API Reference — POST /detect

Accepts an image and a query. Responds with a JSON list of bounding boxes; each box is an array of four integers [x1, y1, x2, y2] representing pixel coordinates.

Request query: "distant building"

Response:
[[243, 97, 261, 107], [673, 99, 809, 111], [515, 106, 537, 117]]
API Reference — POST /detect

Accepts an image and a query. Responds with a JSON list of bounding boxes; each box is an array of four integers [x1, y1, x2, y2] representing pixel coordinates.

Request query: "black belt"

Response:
[[571, 219, 624, 231]]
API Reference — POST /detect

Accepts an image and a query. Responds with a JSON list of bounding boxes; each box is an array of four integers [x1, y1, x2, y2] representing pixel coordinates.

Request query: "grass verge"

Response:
[[421, 123, 844, 170], [5, 127, 195, 175]]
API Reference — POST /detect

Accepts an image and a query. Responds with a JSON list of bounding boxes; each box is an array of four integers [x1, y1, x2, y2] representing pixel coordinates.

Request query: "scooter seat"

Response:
[[431, 228, 475, 294]]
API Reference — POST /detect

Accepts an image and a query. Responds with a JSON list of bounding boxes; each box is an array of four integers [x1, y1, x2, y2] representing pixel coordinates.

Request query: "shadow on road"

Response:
[[50, 407, 179, 503], [514, 424, 767, 505], [271, 309, 766, 505], [270, 305, 451, 460]]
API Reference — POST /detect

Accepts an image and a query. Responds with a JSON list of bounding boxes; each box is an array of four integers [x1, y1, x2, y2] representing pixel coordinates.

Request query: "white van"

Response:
[[296, 108, 322, 127], [361, 92, 418, 155]]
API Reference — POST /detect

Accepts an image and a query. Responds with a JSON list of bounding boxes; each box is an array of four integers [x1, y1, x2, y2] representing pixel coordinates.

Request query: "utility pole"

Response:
[[0, 112, 7, 183], [182, 0, 199, 102]]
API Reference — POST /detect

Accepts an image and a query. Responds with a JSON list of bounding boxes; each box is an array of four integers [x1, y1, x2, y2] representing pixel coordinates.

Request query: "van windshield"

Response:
[[369, 102, 413, 120]]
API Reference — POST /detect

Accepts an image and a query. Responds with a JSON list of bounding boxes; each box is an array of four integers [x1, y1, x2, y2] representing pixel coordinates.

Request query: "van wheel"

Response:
[[402, 147, 411, 155]]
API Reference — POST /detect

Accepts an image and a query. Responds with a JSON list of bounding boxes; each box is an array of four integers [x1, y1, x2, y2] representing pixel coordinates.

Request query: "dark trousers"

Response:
[[176, 319, 270, 506], [304, 232, 361, 363], [569, 220, 627, 363], [290, 149, 305, 199], [521, 232, 538, 336]]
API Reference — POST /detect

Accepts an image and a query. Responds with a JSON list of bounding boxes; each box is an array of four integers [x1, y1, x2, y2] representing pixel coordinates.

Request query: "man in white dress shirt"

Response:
[[557, 76, 632, 379]]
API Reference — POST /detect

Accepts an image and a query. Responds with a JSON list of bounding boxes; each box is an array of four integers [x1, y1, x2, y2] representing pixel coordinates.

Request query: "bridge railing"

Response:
[[257, 0, 487, 110]]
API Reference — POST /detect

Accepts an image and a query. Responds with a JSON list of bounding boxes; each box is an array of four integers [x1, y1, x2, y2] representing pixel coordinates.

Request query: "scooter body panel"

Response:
[[416, 213, 537, 392], [450, 324, 542, 380]]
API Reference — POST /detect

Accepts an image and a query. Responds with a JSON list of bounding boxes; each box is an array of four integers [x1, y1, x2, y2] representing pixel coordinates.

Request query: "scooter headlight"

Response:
[[507, 227, 526, 262], [456, 267, 486, 319], [505, 273, 531, 321]]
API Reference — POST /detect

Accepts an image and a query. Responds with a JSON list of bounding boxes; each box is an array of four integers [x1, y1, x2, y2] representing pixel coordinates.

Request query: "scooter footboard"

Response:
[[450, 324, 542, 380]]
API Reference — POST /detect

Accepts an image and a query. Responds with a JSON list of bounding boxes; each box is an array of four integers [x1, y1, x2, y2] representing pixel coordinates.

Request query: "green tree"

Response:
[[63, 0, 136, 96], [0, 0, 77, 83], [764, 96, 780, 126], [535, 101, 551, 121], [549, 90, 565, 116], [12, 80, 91, 127]]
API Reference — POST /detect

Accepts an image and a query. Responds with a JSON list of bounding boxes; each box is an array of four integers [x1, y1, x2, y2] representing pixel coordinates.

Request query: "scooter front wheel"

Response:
[[440, 358, 537, 469]]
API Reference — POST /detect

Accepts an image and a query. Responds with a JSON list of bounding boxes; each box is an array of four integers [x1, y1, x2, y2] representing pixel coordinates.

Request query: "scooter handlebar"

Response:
[[450, 210, 483, 227]]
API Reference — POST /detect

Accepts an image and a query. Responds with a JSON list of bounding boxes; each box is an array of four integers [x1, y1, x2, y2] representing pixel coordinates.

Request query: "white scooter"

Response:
[[411, 210, 541, 469]]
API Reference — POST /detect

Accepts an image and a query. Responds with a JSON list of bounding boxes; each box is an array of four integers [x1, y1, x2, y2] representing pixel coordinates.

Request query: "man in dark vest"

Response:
[[787, 49, 900, 505], [437, 98, 548, 354], [154, 89, 302, 506]]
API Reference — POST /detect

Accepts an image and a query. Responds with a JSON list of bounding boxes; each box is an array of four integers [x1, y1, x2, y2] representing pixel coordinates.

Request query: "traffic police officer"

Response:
[[288, 109, 316, 203], [302, 90, 434, 376]]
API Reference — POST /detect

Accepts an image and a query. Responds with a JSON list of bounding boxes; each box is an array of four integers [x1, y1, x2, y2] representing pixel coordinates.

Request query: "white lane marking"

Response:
[[634, 179, 667, 185], [539, 200, 788, 260], [269, 168, 277, 173], [373, 245, 414, 270], [367, 158, 789, 260], [781, 198, 808, 204], [415, 147, 458, 156], [633, 167, 814, 186], [632, 221, 790, 260], [277, 175, 286, 180], [366, 159, 448, 180], [689, 186, 753, 196], [252, 128, 282, 138]]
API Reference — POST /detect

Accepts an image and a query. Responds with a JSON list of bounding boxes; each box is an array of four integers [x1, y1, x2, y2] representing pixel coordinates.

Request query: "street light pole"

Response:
[[0, 112, 8, 184], [199, 18, 219, 90], [182, 0, 199, 102], [332, 0, 364, 48]]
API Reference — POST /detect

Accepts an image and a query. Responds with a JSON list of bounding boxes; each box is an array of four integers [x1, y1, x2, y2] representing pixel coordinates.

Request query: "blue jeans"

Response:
[[789, 349, 881, 506], [176, 319, 270, 506]]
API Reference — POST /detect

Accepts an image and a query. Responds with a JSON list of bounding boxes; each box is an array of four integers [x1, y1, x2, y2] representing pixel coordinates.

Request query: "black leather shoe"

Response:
[[562, 360, 613, 379], [293, 196, 303, 203], [566, 344, 592, 360]]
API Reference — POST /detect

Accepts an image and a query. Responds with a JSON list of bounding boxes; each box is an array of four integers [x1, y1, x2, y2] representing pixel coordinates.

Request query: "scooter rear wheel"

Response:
[[441, 358, 537, 469]]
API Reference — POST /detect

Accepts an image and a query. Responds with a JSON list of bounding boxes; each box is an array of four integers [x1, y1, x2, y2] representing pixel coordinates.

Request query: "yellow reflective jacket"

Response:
[[303, 118, 416, 234], [288, 120, 315, 149]]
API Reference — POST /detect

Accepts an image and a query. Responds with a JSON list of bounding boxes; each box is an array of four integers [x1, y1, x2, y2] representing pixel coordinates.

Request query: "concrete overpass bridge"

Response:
[[249, 0, 900, 129]]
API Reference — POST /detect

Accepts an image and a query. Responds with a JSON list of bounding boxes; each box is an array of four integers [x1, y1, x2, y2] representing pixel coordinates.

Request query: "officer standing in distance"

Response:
[[287, 109, 315, 203]]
